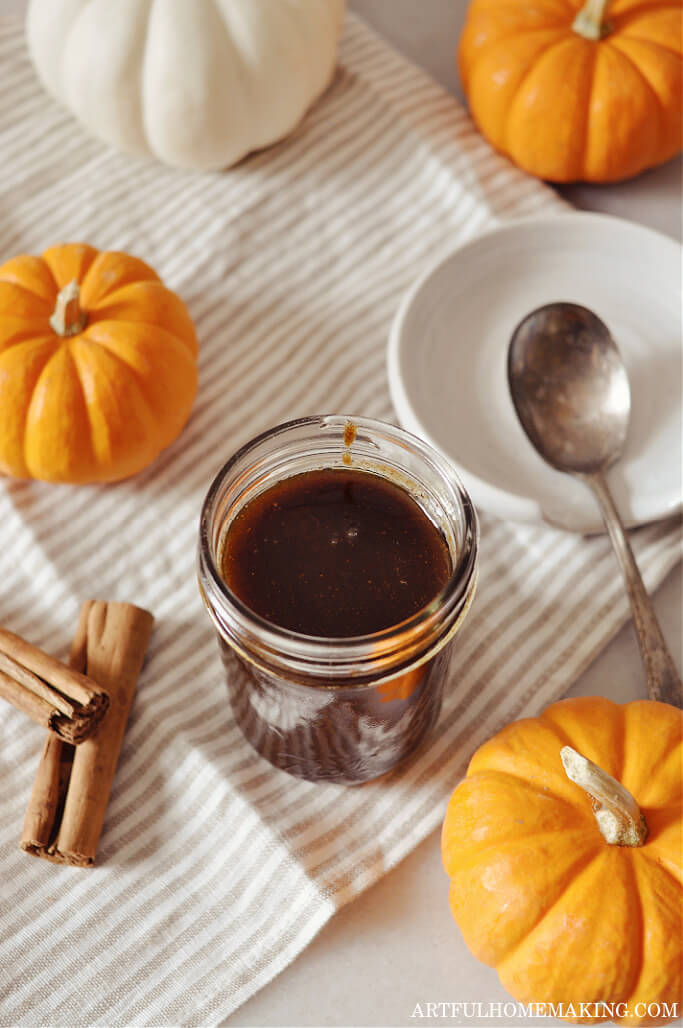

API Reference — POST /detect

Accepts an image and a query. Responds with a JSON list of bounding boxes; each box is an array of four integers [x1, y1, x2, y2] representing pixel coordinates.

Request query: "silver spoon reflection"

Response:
[[508, 302, 681, 708]]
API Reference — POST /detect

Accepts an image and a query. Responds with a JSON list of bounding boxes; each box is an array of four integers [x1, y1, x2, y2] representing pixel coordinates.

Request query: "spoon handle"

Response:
[[586, 472, 682, 708]]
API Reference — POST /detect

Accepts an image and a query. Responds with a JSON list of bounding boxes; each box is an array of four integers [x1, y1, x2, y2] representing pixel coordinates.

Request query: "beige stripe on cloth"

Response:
[[0, 12, 680, 1027]]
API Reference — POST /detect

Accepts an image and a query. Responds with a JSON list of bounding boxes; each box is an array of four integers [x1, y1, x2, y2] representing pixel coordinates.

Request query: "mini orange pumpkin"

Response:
[[458, 0, 682, 182], [442, 697, 683, 1026], [0, 243, 198, 484]]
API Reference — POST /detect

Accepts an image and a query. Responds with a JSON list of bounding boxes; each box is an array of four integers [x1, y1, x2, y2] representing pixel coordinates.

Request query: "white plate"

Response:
[[388, 212, 682, 533]]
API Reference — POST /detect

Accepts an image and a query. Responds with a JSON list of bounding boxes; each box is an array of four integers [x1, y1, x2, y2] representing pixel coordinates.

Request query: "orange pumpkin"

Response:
[[458, 0, 683, 182], [442, 697, 683, 1026], [0, 243, 198, 484]]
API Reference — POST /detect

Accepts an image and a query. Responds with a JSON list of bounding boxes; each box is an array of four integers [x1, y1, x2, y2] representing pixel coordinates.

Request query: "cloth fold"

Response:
[[0, 13, 679, 1026]]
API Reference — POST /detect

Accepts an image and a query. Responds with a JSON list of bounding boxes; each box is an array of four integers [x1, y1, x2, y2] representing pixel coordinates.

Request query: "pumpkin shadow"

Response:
[[0, 477, 57, 629], [1, 450, 206, 637]]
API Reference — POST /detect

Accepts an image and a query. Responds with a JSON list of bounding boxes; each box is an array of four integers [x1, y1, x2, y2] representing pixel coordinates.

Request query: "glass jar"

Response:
[[198, 415, 478, 785]]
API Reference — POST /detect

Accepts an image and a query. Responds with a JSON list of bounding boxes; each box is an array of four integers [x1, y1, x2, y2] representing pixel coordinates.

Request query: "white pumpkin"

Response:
[[26, 0, 346, 171]]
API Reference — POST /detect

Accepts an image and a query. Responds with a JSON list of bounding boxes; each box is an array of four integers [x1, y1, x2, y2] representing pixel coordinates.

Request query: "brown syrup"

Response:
[[221, 468, 451, 637]]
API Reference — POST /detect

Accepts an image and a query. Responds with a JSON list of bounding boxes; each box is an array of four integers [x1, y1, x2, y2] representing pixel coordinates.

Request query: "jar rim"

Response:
[[198, 415, 479, 681]]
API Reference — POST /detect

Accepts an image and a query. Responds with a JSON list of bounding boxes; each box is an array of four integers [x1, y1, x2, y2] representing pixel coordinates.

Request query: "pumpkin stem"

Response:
[[561, 746, 648, 847], [572, 0, 612, 39], [50, 280, 87, 337]]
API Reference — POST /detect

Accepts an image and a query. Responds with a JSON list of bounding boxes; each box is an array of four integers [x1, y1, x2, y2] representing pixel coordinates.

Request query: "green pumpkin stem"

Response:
[[561, 746, 648, 847], [50, 280, 87, 337], [572, 0, 612, 39]]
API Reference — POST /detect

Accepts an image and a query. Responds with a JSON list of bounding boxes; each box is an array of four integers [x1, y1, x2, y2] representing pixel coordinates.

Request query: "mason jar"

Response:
[[198, 415, 478, 785]]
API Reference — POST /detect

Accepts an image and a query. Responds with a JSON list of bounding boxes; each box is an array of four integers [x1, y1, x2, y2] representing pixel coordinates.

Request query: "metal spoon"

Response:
[[508, 301, 682, 708]]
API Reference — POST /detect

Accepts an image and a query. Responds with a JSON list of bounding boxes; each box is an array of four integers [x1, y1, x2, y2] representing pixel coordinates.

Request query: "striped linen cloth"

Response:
[[0, 12, 680, 1026]]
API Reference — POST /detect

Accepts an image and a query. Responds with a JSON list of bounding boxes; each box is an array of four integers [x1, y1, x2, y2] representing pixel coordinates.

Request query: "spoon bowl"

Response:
[[508, 303, 631, 475], [508, 301, 681, 708]]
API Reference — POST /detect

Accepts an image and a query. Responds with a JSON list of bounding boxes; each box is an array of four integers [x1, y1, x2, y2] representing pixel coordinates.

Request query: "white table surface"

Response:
[[1, 2, 681, 1026]]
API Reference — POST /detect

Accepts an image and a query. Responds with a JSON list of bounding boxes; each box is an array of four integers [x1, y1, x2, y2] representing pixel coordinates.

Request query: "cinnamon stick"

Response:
[[20, 600, 154, 866], [0, 625, 109, 743]]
